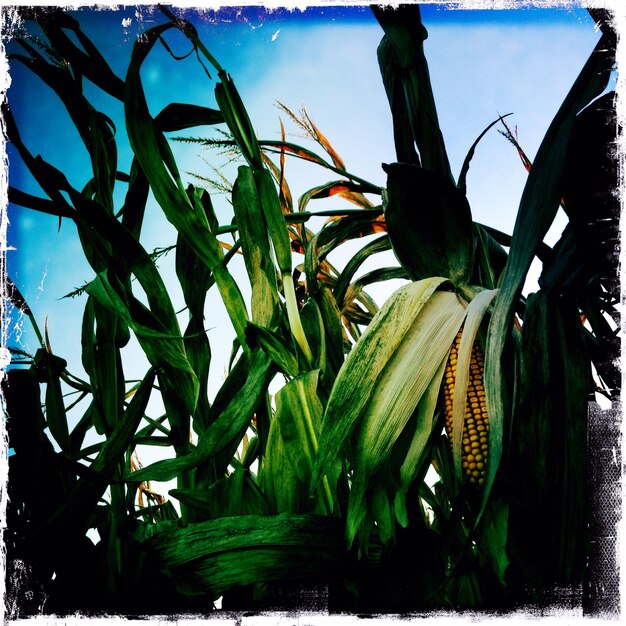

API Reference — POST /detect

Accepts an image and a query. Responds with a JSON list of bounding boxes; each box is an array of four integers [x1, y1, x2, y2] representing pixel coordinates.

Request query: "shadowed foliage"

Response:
[[3, 5, 618, 617]]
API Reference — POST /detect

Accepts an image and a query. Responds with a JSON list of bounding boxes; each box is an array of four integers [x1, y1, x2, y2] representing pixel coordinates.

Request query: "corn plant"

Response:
[[2, 5, 618, 616]]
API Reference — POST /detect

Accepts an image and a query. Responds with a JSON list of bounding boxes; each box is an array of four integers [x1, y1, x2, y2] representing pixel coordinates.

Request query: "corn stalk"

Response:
[[3, 5, 617, 615]]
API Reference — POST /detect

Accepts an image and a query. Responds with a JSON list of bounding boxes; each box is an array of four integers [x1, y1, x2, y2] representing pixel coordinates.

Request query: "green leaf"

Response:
[[275, 372, 323, 485], [215, 72, 264, 169], [69, 401, 95, 457], [561, 91, 618, 297], [139, 514, 346, 599], [126, 350, 273, 483], [8, 186, 72, 219], [11, 43, 117, 211], [370, 484, 394, 545], [373, 5, 453, 182], [376, 35, 420, 165], [155, 102, 223, 131], [346, 289, 467, 545], [182, 316, 212, 434], [333, 235, 391, 306], [300, 298, 327, 374], [253, 167, 292, 276], [69, 189, 183, 337], [38, 369, 156, 534], [34, 349, 70, 451], [124, 22, 250, 347], [458, 114, 513, 196], [92, 301, 125, 435], [397, 356, 447, 506], [261, 409, 306, 514], [35, 10, 125, 100], [298, 180, 375, 213], [304, 210, 385, 295], [538, 224, 588, 294], [246, 323, 299, 378], [471, 224, 508, 290], [170, 467, 269, 519], [313, 277, 453, 489], [241, 435, 260, 469], [507, 290, 591, 586], [259, 139, 338, 171], [478, 497, 510, 586], [248, 166, 312, 364], [135, 413, 170, 438], [232, 165, 279, 326], [86, 271, 199, 446], [175, 186, 215, 316], [316, 287, 345, 379], [81, 296, 128, 435], [93, 371, 156, 477], [483, 31, 613, 521], [2, 102, 73, 217], [340, 267, 409, 313], [383, 163, 474, 285], [175, 186, 215, 433]]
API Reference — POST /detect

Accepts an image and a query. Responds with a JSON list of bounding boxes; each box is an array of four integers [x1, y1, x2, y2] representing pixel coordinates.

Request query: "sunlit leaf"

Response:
[[313, 277, 453, 490], [298, 180, 375, 213], [232, 166, 279, 326], [346, 290, 467, 545]]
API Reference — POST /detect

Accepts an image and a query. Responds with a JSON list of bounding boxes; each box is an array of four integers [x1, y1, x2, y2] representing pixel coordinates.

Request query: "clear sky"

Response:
[[4, 4, 606, 448]]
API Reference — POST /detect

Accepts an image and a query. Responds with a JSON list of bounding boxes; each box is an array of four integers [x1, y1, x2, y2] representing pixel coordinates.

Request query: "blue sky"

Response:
[[4, 4, 605, 423]]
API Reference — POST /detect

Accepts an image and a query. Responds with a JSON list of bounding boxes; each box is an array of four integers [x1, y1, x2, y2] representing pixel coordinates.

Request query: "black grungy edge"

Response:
[[584, 401, 622, 617]]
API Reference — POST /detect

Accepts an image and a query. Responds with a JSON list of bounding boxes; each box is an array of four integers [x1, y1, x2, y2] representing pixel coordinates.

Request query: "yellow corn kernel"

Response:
[[443, 329, 489, 485]]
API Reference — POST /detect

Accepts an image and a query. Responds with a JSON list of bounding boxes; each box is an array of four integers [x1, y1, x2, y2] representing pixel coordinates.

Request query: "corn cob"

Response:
[[443, 329, 489, 485]]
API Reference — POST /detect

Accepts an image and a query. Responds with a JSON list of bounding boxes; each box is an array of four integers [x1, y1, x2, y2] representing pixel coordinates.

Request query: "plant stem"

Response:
[[283, 275, 313, 367], [296, 378, 334, 515]]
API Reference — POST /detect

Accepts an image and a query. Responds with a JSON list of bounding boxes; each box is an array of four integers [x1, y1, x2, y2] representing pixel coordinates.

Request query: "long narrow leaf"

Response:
[[483, 32, 613, 519], [232, 166, 279, 326], [155, 102, 223, 131], [126, 350, 273, 483], [458, 114, 513, 195], [373, 4, 453, 182], [383, 163, 474, 285], [37, 369, 155, 534], [398, 357, 447, 499], [333, 235, 391, 305], [298, 180, 375, 213], [275, 370, 332, 513], [124, 22, 250, 347]]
